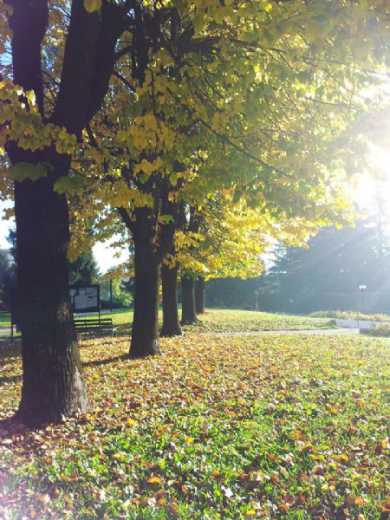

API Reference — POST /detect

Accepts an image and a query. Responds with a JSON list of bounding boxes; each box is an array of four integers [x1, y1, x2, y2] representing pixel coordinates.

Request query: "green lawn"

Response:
[[76, 308, 334, 332], [0, 308, 334, 332], [191, 309, 334, 332], [1, 319, 389, 519], [0, 311, 11, 328]]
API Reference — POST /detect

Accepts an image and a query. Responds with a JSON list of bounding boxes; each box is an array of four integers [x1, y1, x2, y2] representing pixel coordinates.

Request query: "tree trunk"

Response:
[[13, 153, 88, 426], [161, 263, 182, 337], [7, 0, 88, 426], [181, 275, 197, 325], [130, 210, 160, 358], [195, 277, 205, 314]]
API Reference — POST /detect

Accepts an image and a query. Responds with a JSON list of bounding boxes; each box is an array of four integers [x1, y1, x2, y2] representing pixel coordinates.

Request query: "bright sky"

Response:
[[0, 200, 129, 274], [352, 143, 390, 220]]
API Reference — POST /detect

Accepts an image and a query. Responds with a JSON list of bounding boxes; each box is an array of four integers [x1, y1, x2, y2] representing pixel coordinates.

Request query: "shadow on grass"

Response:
[[83, 353, 129, 369]]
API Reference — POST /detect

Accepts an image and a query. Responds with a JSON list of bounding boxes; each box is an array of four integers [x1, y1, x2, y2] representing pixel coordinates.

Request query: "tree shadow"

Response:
[[0, 415, 28, 437], [82, 353, 129, 369]]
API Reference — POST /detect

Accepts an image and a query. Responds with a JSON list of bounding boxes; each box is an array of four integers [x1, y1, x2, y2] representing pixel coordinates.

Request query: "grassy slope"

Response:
[[77, 308, 334, 332], [1, 324, 389, 519], [310, 310, 390, 322], [0, 308, 333, 331], [192, 309, 333, 332]]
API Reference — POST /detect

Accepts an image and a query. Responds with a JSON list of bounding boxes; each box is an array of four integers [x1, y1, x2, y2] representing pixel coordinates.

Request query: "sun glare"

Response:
[[352, 143, 390, 218]]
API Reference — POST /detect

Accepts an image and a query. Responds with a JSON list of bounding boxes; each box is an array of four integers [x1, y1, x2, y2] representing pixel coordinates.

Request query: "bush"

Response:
[[310, 310, 390, 322], [360, 325, 390, 337]]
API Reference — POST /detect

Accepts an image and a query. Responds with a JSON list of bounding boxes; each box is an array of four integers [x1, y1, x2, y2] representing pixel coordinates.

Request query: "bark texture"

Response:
[[14, 154, 88, 425], [181, 275, 197, 325], [130, 208, 161, 358], [7, 0, 126, 425], [160, 189, 182, 337], [161, 264, 182, 337], [195, 277, 205, 314]]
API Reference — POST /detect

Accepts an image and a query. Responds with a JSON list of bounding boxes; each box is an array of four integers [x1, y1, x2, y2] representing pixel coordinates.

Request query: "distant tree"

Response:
[[0, 249, 15, 311], [259, 220, 390, 313], [69, 252, 99, 286]]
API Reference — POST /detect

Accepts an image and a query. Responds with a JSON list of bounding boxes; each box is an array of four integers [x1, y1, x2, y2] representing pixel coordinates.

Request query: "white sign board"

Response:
[[70, 286, 99, 312]]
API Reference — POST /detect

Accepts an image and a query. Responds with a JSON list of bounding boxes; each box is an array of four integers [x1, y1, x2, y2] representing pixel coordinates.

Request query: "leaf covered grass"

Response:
[[193, 309, 334, 332], [0, 330, 389, 519], [75, 308, 334, 334]]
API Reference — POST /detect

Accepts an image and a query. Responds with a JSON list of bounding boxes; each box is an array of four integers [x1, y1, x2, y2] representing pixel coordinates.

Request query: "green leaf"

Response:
[[54, 175, 86, 196], [10, 162, 48, 182], [159, 214, 174, 224]]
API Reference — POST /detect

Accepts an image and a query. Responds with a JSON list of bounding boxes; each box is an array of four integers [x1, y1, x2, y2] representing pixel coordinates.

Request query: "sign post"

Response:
[[69, 285, 100, 315]]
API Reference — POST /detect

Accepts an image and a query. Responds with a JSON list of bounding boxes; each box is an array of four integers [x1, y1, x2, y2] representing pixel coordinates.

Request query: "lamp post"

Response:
[[358, 284, 367, 329], [254, 289, 259, 311]]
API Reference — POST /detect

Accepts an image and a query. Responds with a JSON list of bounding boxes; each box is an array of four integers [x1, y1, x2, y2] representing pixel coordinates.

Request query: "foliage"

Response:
[[206, 277, 262, 310], [175, 198, 320, 280], [2, 0, 388, 262], [0, 248, 15, 313], [257, 219, 390, 314], [69, 251, 100, 286], [99, 278, 133, 310], [310, 310, 390, 322], [1, 326, 389, 519], [360, 324, 390, 337]]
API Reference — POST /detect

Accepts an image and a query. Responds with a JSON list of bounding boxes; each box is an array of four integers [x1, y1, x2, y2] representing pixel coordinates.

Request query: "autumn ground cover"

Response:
[[72, 309, 333, 333], [189, 310, 334, 333], [1, 326, 389, 519], [0, 309, 331, 332]]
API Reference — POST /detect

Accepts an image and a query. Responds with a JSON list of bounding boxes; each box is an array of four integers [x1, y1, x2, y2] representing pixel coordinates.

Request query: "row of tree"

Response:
[[206, 217, 390, 313], [1, 0, 389, 425]]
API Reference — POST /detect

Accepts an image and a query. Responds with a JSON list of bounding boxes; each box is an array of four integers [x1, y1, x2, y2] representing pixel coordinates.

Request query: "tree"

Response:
[[0, 249, 14, 311], [1, 0, 389, 392], [259, 218, 390, 314], [0, 0, 130, 425], [69, 251, 99, 286]]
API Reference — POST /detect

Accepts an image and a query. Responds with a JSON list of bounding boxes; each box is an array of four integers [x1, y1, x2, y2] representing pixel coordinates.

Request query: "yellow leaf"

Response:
[[245, 509, 257, 517], [84, 0, 102, 13], [147, 475, 162, 486]]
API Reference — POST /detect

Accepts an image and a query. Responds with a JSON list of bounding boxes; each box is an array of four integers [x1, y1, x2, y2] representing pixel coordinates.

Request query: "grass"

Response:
[[0, 314, 389, 519], [310, 310, 390, 322], [191, 309, 334, 332], [74, 308, 334, 333], [0, 311, 12, 328]]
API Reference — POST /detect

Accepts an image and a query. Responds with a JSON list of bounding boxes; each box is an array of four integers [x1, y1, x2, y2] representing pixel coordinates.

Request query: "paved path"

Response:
[[201, 328, 359, 337]]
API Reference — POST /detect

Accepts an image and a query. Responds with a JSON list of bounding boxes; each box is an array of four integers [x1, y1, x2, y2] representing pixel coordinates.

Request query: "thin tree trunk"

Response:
[[195, 277, 205, 314], [161, 263, 182, 337], [181, 275, 197, 325], [130, 209, 160, 358]]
